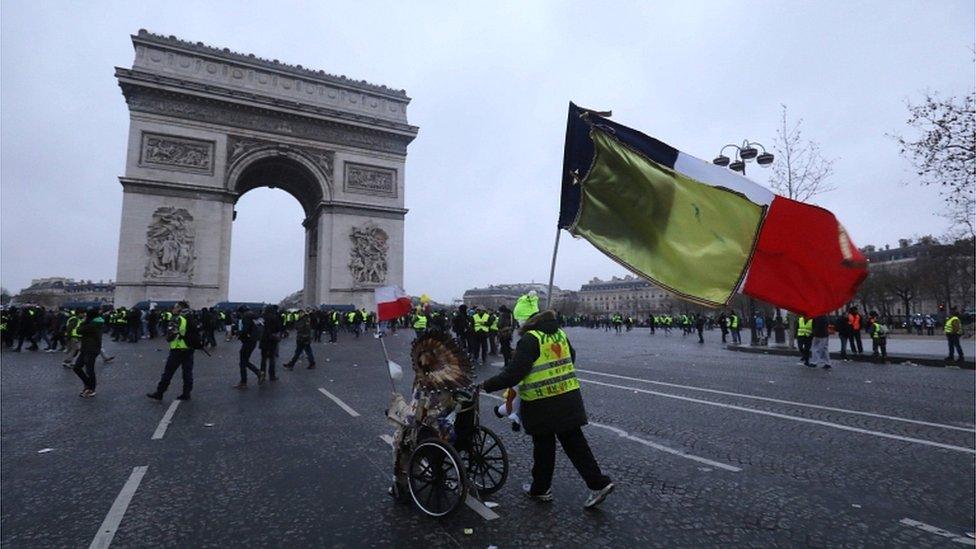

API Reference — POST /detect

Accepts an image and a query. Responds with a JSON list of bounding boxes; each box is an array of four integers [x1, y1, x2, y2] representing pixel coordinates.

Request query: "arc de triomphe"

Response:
[[113, 30, 417, 309]]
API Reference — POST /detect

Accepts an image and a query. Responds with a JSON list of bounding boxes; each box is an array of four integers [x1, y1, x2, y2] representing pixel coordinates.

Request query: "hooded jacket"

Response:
[[482, 310, 587, 435]]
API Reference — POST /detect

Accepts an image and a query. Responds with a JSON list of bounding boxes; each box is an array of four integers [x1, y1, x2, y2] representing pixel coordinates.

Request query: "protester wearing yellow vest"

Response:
[[945, 306, 964, 362], [471, 307, 491, 364], [796, 316, 813, 366], [412, 311, 428, 338], [61, 311, 83, 367], [147, 301, 195, 401], [480, 310, 614, 509]]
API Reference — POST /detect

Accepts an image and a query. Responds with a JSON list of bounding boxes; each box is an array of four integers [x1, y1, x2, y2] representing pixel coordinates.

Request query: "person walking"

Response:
[[496, 305, 515, 367], [810, 315, 831, 369], [411, 308, 428, 339], [796, 315, 813, 366], [61, 310, 83, 368], [945, 306, 964, 363], [73, 309, 105, 397], [260, 305, 282, 382], [146, 301, 195, 401], [695, 314, 705, 344], [834, 313, 851, 361], [234, 306, 264, 389], [283, 310, 316, 370], [480, 310, 614, 509]]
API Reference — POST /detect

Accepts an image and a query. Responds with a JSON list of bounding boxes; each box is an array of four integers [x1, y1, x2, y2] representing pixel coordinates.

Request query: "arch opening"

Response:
[[233, 155, 324, 219]]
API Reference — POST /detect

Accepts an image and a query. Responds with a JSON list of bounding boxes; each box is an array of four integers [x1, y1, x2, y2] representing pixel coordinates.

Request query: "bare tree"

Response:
[[768, 104, 836, 202], [895, 89, 975, 238]]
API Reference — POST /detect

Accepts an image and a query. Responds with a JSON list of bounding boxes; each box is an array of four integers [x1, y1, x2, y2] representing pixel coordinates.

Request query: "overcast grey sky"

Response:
[[2, 1, 974, 303]]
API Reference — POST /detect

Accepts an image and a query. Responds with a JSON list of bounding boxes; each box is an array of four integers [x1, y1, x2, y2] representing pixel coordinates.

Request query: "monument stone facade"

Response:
[[113, 30, 417, 309]]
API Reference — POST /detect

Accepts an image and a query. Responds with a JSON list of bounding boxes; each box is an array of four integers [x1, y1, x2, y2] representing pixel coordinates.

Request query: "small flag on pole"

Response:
[[375, 285, 412, 322], [560, 103, 867, 317]]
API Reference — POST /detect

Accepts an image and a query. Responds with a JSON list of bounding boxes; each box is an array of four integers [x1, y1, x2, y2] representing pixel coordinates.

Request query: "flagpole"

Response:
[[377, 329, 398, 393], [545, 226, 562, 309]]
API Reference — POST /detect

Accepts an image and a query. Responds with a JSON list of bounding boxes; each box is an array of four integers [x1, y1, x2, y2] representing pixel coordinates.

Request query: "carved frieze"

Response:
[[125, 87, 410, 155], [145, 207, 196, 279], [348, 223, 388, 286], [344, 163, 396, 198], [140, 133, 214, 174]]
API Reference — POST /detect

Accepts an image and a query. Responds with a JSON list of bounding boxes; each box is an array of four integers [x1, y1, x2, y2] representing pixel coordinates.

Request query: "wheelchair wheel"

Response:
[[462, 426, 509, 495], [407, 440, 468, 517]]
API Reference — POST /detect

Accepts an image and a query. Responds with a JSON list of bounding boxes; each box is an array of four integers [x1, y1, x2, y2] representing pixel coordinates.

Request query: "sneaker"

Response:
[[307, 364, 316, 369], [146, 392, 163, 400], [822, 364, 832, 370], [176, 394, 191, 401], [79, 390, 89, 397], [493, 406, 505, 419], [522, 483, 553, 502], [584, 482, 615, 509], [805, 363, 815, 368], [83, 390, 96, 398], [283, 363, 294, 370], [232, 382, 247, 389], [258, 371, 267, 384]]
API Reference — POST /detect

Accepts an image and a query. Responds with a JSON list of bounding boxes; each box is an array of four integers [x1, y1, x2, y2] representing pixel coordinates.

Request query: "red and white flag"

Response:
[[375, 286, 412, 321]]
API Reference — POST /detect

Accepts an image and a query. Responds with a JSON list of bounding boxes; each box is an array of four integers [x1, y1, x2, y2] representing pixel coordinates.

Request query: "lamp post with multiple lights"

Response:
[[713, 140, 774, 345]]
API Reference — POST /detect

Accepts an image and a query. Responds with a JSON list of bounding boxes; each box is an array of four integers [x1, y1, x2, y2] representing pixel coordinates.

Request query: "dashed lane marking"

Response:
[[899, 518, 975, 545], [317, 388, 360, 417], [89, 466, 148, 549], [150, 401, 180, 440], [589, 421, 742, 472], [480, 393, 739, 471], [576, 369, 976, 433], [580, 378, 976, 455]]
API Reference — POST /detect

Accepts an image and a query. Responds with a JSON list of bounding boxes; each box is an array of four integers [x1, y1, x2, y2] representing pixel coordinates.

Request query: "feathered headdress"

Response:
[[409, 332, 473, 390]]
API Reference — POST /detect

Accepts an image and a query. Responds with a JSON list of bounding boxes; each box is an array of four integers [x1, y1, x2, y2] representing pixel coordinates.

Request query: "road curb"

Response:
[[725, 344, 975, 370]]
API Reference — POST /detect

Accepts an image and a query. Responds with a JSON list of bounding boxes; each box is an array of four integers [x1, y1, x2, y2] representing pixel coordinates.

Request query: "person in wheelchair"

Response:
[[479, 309, 614, 509]]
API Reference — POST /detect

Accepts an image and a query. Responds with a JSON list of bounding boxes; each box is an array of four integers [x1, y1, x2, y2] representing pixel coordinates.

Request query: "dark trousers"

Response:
[[797, 335, 812, 364], [204, 329, 217, 348], [871, 337, 887, 359], [287, 341, 315, 365], [156, 349, 194, 396], [489, 333, 498, 355], [239, 340, 260, 383], [260, 341, 278, 379], [696, 327, 704, 343], [328, 325, 338, 343], [947, 333, 964, 360], [473, 332, 488, 363], [839, 333, 849, 358], [848, 331, 863, 354], [73, 351, 98, 390], [531, 427, 610, 493], [500, 335, 513, 367]]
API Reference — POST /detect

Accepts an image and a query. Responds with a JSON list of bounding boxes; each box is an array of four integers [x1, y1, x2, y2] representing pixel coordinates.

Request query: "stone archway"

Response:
[[112, 30, 417, 308]]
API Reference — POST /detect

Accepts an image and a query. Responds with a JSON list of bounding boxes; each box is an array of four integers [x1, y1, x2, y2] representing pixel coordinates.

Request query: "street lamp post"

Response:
[[713, 140, 774, 346]]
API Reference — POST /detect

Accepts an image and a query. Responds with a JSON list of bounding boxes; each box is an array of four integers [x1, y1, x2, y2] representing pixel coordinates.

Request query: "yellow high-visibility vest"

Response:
[[473, 313, 490, 333], [519, 329, 580, 402], [797, 317, 813, 337]]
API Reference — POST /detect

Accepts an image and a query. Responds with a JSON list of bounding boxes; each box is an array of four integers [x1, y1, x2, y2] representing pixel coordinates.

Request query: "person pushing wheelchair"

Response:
[[479, 309, 614, 509]]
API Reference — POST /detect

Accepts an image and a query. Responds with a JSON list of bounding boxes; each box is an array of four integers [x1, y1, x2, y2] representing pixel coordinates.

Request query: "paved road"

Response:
[[2, 327, 974, 547]]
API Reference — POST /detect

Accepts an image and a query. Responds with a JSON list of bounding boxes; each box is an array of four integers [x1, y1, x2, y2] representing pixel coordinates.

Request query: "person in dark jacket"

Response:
[[260, 305, 282, 382], [235, 307, 263, 388], [283, 310, 315, 370], [480, 310, 614, 509], [73, 309, 104, 397], [810, 315, 832, 369], [496, 305, 515, 367]]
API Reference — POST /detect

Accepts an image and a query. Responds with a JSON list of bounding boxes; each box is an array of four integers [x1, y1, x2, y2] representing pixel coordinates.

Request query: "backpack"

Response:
[[251, 317, 265, 341], [181, 313, 205, 350]]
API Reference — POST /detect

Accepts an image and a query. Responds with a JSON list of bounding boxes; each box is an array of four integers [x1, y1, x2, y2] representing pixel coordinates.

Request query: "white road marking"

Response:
[[580, 378, 976, 455], [379, 434, 394, 446], [483, 392, 740, 471], [576, 368, 975, 433], [150, 401, 180, 440], [588, 421, 742, 472], [318, 388, 360, 417], [89, 466, 148, 549], [465, 494, 500, 521], [899, 518, 976, 545]]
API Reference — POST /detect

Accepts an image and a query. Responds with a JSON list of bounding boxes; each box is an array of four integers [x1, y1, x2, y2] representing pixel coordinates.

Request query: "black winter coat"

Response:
[[482, 311, 587, 436]]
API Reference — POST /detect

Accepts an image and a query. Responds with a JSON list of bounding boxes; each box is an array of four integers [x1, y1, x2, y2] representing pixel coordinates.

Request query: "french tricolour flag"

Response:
[[375, 286, 413, 321]]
